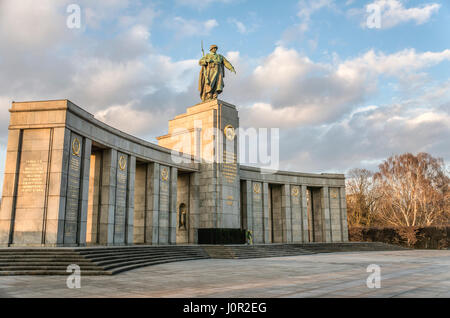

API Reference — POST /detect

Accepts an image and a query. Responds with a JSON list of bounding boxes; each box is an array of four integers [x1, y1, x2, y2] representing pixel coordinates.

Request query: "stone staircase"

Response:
[[0, 245, 210, 276], [202, 242, 405, 259], [0, 242, 406, 275], [77, 245, 210, 275], [294, 242, 406, 253], [0, 249, 106, 276], [202, 245, 237, 258], [203, 244, 313, 259]]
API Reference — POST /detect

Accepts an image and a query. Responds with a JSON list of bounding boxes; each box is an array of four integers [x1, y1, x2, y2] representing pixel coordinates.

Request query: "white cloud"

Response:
[[0, 0, 69, 49], [277, 93, 450, 173], [118, 7, 159, 29], [279, 0, 335, 45], [169, 17, 219, 37], [231, 46, 450, 132], [81, 0, 132, 29], [253, 47, 316, 88], [95, 102, 173, 136], [365, 0, 441, 29], [147, 56, 198, 93], [71, 58, 149, 107], [240, 103, 325, 128], [297, 0, 335, 32], [0, 97, 12, 140], [336, 49, 450, 81], [227, 17, 259, 35], [228, 18, 248, 34], [175, 0, 235, 9]]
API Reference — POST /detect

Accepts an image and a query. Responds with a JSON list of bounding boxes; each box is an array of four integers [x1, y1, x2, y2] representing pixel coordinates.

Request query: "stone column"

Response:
[[321, 186, 332, 243], [340, 187, 349, 242], [126, 156, 136, 245], [291, 185, 302, 243], [147, 162, 160, 244], [132, 163, 146, 244], [281, 184, 292, 243], [42, 128, 67, 246], [189, 172, 200, 244], [63, 132, 87, 246], [262, 182, 270, 243], [329, 188, 343, 242], [76, 137, 92, 246], [98, 149, 117, 245], [169, 167, 177, 244], [242, 180, 253, 233], [0, 129, 22, 245], [251, 182, 263, 244], [301, 185, 309, 243], [158, 165, 170, 244], [113, 153, 128, 245]]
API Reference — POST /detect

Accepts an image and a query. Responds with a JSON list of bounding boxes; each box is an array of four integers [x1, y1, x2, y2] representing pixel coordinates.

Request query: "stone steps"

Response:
[[0, 270, 109, 276], [202, 242, 405, 259], [108, 257, 208, 275], [202, 244, 314, 259], [0, 265, 103, 270], [92, 253, 207, 265], [78, 249, 205, 258], [0, 246, 210, 275], [292, 242, 406, 253], [0, 258, 95, 263], [79, 246, 210, 274], [0, 242, 406, 275], [0, 248, 98, 275], [202, 246, 236, 258]]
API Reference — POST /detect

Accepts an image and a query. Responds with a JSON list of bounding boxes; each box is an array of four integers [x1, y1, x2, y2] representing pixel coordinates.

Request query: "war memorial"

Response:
[[0, 45, 348, 248], [0, 45, 448, 300]]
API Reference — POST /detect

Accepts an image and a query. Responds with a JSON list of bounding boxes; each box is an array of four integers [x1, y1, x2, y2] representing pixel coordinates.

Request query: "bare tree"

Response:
[[346, 168, 379, 227], [373, 153, 449, 227]]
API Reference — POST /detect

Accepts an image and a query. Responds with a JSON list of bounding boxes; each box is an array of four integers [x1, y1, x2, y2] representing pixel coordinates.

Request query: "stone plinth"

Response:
[[158, 99, 241, 230]]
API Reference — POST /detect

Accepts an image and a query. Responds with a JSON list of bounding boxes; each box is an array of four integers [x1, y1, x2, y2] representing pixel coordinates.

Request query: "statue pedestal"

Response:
[[157, 99, 241, 229]]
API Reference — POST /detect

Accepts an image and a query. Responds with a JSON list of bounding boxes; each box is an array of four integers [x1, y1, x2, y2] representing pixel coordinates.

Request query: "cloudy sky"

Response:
[[0, 0, 449, 193]]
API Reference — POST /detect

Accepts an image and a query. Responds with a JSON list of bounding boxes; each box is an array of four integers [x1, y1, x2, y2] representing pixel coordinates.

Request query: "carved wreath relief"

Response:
[[161, 167, 169, 181], [72, 137, 81, 157], [118, 155, 127, 171], [224, 125, 236, 141]]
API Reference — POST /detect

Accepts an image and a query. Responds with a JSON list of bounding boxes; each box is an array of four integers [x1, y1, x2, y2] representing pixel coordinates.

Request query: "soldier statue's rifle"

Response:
[[201, 41, 209, 85]]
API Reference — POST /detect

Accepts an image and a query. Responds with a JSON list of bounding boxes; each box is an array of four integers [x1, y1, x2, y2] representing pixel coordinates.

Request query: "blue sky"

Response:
[[0, 0, 449, 194]]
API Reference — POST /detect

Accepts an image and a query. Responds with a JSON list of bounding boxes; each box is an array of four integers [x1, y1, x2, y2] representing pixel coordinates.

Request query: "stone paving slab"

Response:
[[0, 250, 448, 298]]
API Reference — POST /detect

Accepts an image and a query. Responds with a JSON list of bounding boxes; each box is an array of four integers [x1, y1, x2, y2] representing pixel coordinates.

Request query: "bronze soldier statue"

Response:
[[198, 44, 236, 102]]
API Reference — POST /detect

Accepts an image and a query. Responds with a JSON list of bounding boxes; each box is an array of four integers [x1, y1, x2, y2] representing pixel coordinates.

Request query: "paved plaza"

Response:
[[0, 250, 449, 298]]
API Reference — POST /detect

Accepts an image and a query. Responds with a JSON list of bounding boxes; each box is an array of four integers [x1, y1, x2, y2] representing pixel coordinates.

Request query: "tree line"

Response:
[[346, 152, 449, 228]]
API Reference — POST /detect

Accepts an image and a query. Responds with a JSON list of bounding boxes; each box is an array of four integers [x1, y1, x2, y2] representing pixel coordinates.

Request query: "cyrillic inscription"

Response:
[[21, 160, 45, 193], [223, 150, 237, 183], [114, 154, 128, 242]]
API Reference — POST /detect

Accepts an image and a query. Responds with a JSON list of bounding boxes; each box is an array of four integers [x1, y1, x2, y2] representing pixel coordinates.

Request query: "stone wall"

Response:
[[239, 166, 348, 243], [0, 100, 197, 247]]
